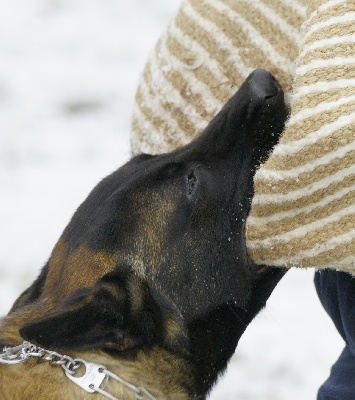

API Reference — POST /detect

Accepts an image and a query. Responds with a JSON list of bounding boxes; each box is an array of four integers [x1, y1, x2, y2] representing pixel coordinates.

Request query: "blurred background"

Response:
[[0, 1, 344, 398]]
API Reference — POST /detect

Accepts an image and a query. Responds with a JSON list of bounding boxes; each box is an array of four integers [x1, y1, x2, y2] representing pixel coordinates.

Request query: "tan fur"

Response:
[[44, 240, 120, 300], [124, 192, 175, 277]]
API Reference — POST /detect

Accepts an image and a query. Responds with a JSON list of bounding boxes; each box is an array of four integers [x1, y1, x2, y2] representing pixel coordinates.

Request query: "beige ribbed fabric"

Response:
[[130, 0, 306, 154], [130, 0, 355, 274], [247, 0, 355, 273]]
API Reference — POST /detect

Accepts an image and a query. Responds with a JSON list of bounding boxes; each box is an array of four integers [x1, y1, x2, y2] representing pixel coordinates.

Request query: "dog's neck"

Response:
[[0, 301, 249, 399]]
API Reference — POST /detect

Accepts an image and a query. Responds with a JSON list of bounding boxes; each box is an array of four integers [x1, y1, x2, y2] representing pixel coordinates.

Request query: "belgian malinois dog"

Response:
[[0, 70, 287, 399]]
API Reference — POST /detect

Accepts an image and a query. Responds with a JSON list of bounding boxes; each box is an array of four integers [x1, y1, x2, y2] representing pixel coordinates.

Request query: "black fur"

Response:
[[6, 70, 287, 398]]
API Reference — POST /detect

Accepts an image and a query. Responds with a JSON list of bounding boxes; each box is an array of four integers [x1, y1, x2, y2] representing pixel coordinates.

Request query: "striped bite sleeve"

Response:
[[246, 0, 355, 274]]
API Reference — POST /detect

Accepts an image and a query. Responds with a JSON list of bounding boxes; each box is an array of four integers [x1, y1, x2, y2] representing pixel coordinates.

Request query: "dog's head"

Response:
[[1, 70, 287, 395]]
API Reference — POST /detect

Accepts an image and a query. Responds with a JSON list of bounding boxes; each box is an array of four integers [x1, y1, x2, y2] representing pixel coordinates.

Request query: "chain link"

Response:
[[1, 342, 157, 399], [0, 342, 81, 374]]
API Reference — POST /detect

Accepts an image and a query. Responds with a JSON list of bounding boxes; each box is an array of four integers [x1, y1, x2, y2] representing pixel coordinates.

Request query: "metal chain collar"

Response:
[[0, 341, 156, 400]]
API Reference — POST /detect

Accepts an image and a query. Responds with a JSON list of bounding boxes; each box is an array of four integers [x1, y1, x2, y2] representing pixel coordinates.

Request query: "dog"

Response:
[[0, 70, 287, 399]]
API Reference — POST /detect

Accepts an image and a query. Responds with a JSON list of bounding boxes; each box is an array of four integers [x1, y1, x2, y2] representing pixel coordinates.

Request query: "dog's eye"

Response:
[[187, 172, 197, 195]]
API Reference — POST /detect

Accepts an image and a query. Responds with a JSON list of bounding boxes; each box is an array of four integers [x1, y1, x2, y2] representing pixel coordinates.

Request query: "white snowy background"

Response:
[[0, 1, 344, 399]]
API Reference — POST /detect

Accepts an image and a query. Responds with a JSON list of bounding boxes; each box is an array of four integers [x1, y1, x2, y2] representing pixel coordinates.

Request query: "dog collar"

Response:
[[0, 341, 156, 400]]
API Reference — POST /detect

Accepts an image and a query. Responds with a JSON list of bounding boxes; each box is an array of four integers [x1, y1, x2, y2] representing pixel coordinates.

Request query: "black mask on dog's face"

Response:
[[15, 70, 287, 353]]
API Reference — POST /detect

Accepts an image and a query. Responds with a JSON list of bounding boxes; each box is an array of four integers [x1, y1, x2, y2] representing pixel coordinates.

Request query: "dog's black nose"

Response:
[[185, 69, 286, 158], [246, 69, 281, 100]]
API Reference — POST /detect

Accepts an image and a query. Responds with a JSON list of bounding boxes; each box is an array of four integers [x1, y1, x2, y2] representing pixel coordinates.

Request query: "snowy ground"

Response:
[[0, 1, 344, 399]]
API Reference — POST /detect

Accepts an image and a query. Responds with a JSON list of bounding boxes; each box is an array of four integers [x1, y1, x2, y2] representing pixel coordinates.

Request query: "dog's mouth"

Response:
[[249, 264, 287, 313], [252, 263, 287, 282], [255, 264, 270, 274], [244, 263, 286, 315]]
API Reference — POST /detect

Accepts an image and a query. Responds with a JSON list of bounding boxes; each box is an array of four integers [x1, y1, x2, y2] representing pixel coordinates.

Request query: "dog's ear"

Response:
[[19, 287, 131, 352], [19, 269, 161, 352]]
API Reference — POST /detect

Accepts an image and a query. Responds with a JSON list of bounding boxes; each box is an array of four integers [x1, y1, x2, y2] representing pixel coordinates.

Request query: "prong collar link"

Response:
[[0, 341, 156, 400]]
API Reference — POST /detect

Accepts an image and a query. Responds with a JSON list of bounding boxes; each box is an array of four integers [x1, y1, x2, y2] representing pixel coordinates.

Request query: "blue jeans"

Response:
[[314, 270, 355, 400]]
